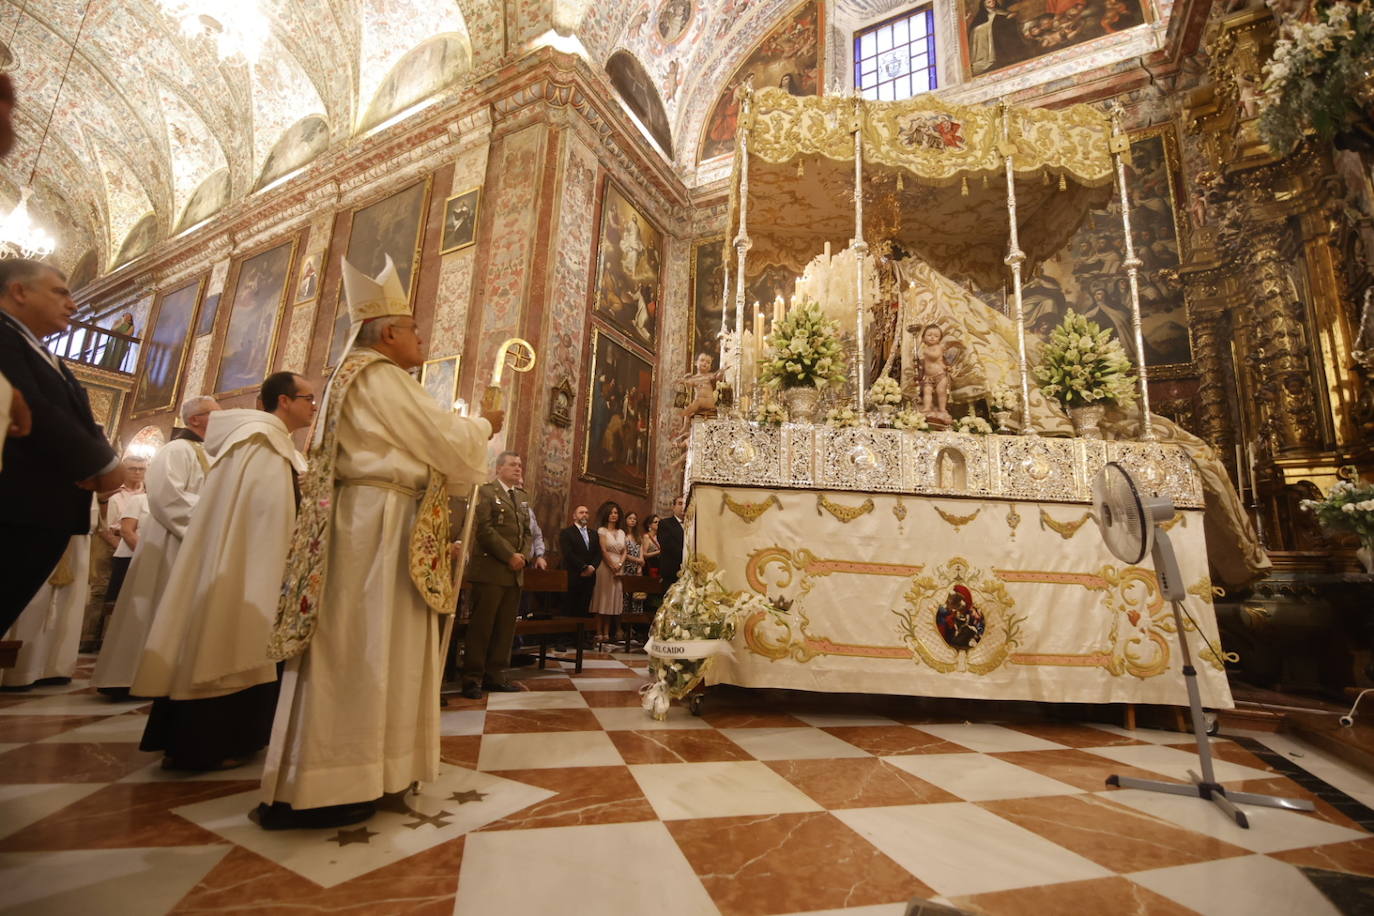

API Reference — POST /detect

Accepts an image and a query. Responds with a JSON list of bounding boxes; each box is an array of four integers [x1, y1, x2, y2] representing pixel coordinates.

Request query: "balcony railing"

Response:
[[46, 318, 141, 374]]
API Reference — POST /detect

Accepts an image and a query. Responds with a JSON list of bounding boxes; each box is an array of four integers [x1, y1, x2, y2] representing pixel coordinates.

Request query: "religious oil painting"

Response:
[[345, 179, 431, 304], [583, 329, 654, 496], [593, 181, 662, 351], [215, 239, 295, 395], [294, 252, 321, 303], [440, 186, 481, 254], [699, 0, 821, 162], [657, 0, 694, 43], [326, 279, 350, 369], [605, 51, 674, 157], [421, 355, 460, 411], [959, 0, 1147, 78], [131, 277, 204, 417], [690, 241, 799, 370], [1018, 126, 1190, 370]]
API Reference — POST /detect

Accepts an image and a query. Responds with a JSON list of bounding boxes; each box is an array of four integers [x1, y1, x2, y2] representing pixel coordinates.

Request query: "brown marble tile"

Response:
[[0, 781, 256, 851], [608, 730, 754, 764], [950, 875, 1199, 915], [1002, 722, 1148, 748], [567, 667, 644, 678], [1273, 837, 1374, 877], [514, 676, 576, 691], [0, 714, 106, 742], [990, 748, 1171, 793], [667, 811, 933, 916], [0, 741, 160, 783], [1230, 777, 1367, 831], [623, 659, 651, 668], [478, 765, 657, 830], [978, 794, 1250, 871], [1166, 740, 1277, 773], [170, 837, 464, 914], [439, 736, 481, 770], [822, 726, 969, 756], [481, 708, 603, 734], [765, 757, 962, 808], [699, 711, 810, 729], [440, 694, 486, 710], [579, 690, 648, 707]]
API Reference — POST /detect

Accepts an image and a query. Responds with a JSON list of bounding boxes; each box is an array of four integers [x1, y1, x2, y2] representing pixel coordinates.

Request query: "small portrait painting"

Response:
[[421, 355, 460, 411], [294, 252, 320, 303], [961, 0, 1146, 79], [935, 585, 985, 649], [593, 182, 662, 351], [440, 187, 481, 254], [657, 0, 694, 43], [215, 240, 294, 395], [583, 330, 654, 496], [131, 277, 204, 416]]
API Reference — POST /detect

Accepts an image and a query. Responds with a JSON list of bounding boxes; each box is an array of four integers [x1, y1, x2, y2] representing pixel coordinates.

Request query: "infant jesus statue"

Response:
[[911, 322, 964, 426], [677, 352, 723, 438]]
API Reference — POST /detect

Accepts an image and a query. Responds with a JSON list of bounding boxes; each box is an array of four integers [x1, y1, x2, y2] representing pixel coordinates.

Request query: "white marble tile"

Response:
[[0, 693, 146, 717], [38, 713, 150, 743], [835, 802, 1111, 897], [174, 765, 554, 889], [592, 706, 712, 732], [790, 712, 901, 728], [0, 784, 106, 840], [1083, 744, 1273, 783], [477, 731, 623, 770], [440, 710, 486, 736], [0, 845, 230, 915], [454, 820, 718, 915], [571, 677, 646, 691], [483, 691, 588, 710], [1101, 787, 1369, 853], [1088, 723, 1197, 745], [0, 743, 20, 754], [1250, 732, 1374, 810], [884, 753, 1081, 801], [720, 726, 872, 761], [913, 723, 1068, 753], [119, 754, 265, 783], [629, 761, 824, 820], [1128, 854, 1341, 916]]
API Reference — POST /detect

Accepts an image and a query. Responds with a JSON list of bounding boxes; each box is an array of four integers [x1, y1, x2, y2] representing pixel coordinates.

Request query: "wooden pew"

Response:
[[616, 574, 667, 652]]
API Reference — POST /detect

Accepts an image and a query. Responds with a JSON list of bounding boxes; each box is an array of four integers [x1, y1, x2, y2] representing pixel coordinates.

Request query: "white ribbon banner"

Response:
[[645, 637, 735, 660]]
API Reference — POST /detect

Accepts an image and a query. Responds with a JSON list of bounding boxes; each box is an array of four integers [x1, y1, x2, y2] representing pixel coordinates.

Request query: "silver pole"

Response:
[[733, 92, 754, 405], [1108, 104, 1155, 441], [999, 102, 1035, 435], [853, 95, 868, 416]]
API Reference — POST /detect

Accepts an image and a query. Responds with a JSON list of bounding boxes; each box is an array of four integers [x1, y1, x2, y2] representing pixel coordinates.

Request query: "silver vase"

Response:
[[782, 386, 821, 423], [1068, 403, 1106, 439]]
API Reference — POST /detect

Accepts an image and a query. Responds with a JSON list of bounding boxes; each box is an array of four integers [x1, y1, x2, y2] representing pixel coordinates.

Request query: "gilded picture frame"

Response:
[[129, 275, 205, 418], [294, 251, 321, 304], [214, 237, 297, 397], [344, 177, 432, 308], [592, 179, 662, 353], [440, 186, 481, 254], [420, 354, 460, 411], [957, 0, 1148, 81], [324, 278, 350, 371], [548, 377, 574, 428], [582, 328, 654, 496]]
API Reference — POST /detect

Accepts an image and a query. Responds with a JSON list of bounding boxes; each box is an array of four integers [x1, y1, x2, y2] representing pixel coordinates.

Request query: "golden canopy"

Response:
[[727, 88, 1121, 290]]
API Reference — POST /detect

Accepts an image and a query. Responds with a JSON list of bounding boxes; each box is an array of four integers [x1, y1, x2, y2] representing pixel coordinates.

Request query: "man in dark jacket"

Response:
[[557, 504, 601, 617], [657, 495, 686, 587], [0, 259, 121, 633]]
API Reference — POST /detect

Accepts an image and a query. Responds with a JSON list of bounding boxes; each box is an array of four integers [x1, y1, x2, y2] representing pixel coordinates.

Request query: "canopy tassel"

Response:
[[961, 176, 969, 196], [1059, 172, 1067, 191], [797, 159, 805, 178]]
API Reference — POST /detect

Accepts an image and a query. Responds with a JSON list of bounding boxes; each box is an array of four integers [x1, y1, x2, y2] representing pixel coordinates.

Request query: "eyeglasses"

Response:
[[289, 394, 317, 403]]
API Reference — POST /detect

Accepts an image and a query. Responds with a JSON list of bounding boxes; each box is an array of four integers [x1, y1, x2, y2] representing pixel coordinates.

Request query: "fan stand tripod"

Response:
[[1095, 462, 1314, 829]]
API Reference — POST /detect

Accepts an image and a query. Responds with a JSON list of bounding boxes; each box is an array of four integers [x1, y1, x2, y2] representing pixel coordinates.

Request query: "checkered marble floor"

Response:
[[2, 656, 1374, 915]]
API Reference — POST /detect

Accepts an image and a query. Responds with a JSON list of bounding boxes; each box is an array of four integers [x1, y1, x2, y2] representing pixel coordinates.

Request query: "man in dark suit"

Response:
[[0, 259, 122, 634], [461, 451, 533, 699], [657, 495, 686, 587], [557, 504, 601, 617]]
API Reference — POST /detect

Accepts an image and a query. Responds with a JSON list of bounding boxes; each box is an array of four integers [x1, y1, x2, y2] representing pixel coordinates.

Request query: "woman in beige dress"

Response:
[[591, 502, 626, 647]]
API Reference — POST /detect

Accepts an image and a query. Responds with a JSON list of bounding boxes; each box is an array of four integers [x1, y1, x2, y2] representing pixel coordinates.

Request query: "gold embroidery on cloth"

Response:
[[816, 493, 874, 523], [934, 505, 981, 532], [893, 495, 908, 532], [1006, 504, 1022, 539], [409, 472, 454, 615], [1038, 509, 1093, 540], [721, 491, 781, 523]]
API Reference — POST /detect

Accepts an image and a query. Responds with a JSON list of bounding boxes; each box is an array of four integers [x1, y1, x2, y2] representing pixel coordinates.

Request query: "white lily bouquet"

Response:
[[760, 301, 849, 390], [753, 400, 787, 426], [642, 560, 775, 720], [824, 405, 861, 428], [988, 384, 1018, 411], [1033, 310, 1137, 408], [1300, 480, 1374, 552], [868, 375, 903, 407], [955, 415, 993, 435], [893, 408, 929, 431]]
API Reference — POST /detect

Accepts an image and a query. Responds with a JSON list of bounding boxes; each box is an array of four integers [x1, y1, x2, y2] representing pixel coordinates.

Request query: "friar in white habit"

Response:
[[1, 498, 95, 688], [92, 395, 220, 697], [256, 256, 501, 830], [132, 372, 313, 771]]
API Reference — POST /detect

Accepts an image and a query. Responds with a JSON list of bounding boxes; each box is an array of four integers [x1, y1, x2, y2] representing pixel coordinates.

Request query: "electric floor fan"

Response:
[[1093, 461, 1313, 828]]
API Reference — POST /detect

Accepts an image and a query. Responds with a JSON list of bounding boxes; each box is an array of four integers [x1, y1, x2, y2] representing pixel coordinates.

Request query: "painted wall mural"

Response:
[[606, 50, 675, 157], [959, 0, 1147, 78], [698, 0, 822, 162]]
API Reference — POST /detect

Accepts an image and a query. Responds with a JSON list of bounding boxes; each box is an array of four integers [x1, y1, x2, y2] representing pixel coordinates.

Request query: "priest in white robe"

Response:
[[133, 373, 313, 770], [1, 498, 94, 688], [257, 256, 500, 830], [92, 396, 219, 697]]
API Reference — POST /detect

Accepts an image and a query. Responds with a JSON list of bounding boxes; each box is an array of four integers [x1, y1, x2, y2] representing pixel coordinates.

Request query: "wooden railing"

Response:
[[45, 318, 141, 374]]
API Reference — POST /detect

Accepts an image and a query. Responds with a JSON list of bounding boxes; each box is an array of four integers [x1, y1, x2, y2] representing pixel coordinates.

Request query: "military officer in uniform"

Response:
[[461, 450, 534, 698]]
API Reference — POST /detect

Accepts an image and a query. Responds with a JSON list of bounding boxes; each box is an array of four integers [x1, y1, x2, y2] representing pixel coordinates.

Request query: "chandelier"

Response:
[[156, 1, 270, 64]]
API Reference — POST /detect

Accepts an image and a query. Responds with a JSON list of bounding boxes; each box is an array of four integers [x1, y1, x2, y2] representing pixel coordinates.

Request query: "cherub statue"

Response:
[[911, 323, 965, 424], [677, 352, 722, 437]]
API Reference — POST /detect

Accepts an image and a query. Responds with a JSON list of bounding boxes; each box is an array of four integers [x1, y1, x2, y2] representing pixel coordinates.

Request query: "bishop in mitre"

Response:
[[92, 396, 220, 697], [131, 372, 313, 770], [257, 256, 500, 830]]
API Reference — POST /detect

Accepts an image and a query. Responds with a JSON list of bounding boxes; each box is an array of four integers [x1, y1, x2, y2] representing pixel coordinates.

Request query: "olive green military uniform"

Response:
[[462, 480, 533, 689]]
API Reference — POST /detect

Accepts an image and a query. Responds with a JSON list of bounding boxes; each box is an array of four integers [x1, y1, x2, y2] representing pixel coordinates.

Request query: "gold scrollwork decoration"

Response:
[[817, 493, 875, 523], [934, 505, 981, 533], [893, 495, 908, 532], [722, 492, 782, 523], [1006, 504, 1021, 539], [1038, 509, 1094, 540], [1159, 512, 1187, 531]]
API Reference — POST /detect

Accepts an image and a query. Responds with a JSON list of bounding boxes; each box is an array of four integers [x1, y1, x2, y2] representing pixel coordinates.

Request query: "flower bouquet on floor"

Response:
[[641, 556, 775, 720], [1300, 479, 1374, 571]]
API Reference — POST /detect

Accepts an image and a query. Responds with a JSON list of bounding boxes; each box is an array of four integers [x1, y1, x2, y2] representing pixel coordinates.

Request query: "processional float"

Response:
[[719, 87, 1155, 438]]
